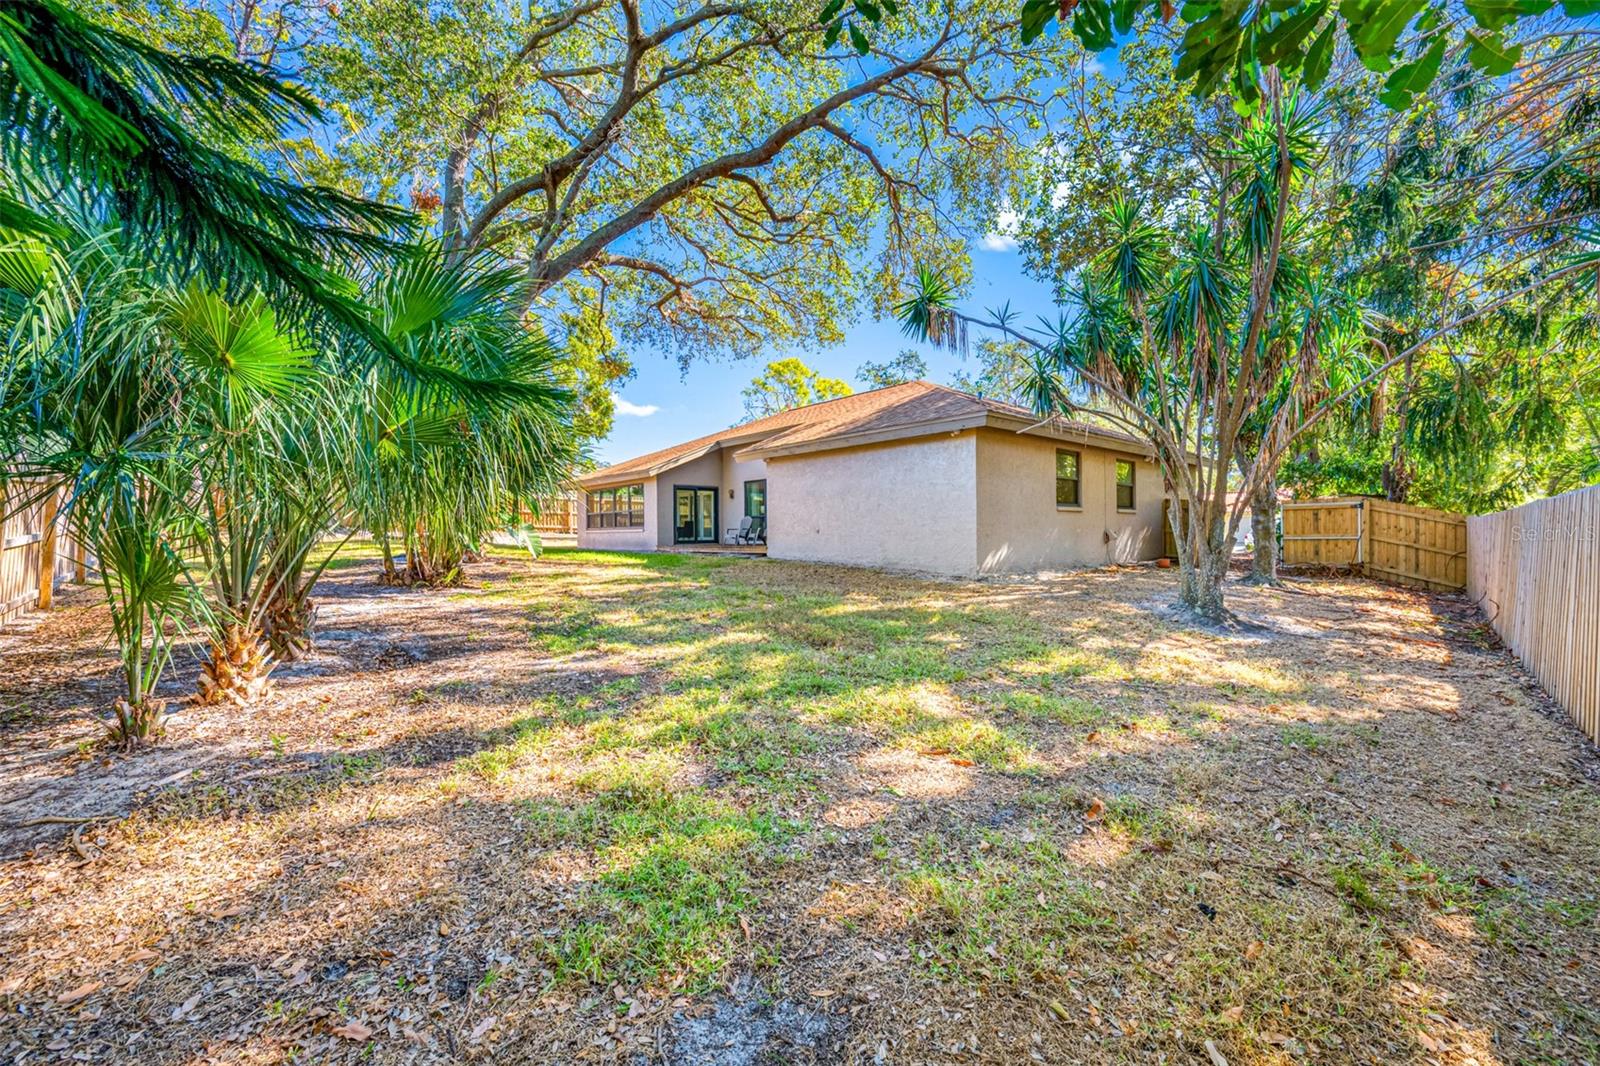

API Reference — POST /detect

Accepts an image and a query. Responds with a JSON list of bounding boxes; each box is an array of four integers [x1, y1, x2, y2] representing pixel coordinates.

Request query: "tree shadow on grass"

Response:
[[5, 551, 1600, 1063]]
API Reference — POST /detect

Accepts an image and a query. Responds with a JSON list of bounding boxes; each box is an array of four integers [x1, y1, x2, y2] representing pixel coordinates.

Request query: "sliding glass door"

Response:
[[673, 486, 718, 544]]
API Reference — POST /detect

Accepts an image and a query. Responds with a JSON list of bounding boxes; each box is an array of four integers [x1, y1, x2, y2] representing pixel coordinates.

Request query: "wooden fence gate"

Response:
[[1281, 496, 1468, 591]]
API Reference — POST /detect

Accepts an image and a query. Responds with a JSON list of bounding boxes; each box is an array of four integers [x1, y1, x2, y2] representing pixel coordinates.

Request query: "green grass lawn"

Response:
[[437, 548, 1600, 1061]]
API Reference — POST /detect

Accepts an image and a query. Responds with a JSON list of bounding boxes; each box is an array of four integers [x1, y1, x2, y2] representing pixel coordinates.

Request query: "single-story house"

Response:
[[575, 380, 1169, 577]]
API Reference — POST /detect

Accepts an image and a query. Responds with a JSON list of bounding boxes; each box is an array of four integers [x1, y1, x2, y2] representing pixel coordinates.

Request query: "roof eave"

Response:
[[576, 440, 720, 488], [739, 410, 1159, 463], [983, 412, 1155, 458]]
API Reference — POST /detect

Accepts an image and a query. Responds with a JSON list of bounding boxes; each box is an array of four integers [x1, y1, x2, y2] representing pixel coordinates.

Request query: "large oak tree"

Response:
[[304, 0, 1074, 367]]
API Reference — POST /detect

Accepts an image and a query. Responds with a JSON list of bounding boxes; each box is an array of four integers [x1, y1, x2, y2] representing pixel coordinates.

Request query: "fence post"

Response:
[[36, 490, 58, 610], [1357, 499, 1368, 569]]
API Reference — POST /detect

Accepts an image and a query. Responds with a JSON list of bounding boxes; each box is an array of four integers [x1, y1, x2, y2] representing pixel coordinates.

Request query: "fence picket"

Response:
[[1467, 483, 1600, 744], [2, 481, 77, 628]]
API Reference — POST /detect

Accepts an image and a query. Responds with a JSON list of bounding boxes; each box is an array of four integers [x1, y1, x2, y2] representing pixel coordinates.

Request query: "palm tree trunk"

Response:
[[196, 622, 275, 705], [264, 586, 318, 661], [111, 603, 168, 746], [1382, 349, 1417, 502]]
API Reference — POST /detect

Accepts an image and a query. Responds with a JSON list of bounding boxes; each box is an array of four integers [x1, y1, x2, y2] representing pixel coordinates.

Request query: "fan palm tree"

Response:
[[164, 287, 326, 705], [0, 223, 204, 744], [353, 249, 575, 587], [0, 0, 410, 323]]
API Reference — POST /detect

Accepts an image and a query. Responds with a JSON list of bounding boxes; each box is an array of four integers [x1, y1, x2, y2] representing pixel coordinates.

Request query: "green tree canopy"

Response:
[[742, 358, 853, 419], [301, 0, 1075, 369], [856, 349, 929, 388]]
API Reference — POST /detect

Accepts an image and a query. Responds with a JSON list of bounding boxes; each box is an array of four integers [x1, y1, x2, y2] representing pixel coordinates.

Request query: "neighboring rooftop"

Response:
[[577, 380, 1149, 487]]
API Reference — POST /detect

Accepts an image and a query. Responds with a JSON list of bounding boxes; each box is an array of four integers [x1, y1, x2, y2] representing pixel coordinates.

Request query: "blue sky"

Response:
[[595, 237, 1060, 465]]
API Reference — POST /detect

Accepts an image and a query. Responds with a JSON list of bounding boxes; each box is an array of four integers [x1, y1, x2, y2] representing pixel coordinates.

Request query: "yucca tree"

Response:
[[354, 249, 574, 587], [901, 88, 1370, 621]]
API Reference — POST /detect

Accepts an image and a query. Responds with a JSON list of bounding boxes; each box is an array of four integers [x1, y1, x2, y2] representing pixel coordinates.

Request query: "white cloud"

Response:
[[978, 206, 1022, 252], [611, 394, 659, 417]]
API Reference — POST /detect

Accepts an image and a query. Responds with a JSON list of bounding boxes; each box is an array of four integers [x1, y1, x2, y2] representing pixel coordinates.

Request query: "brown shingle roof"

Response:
[[742, 381, 1149, 457], [576, 380, 1147, 488]]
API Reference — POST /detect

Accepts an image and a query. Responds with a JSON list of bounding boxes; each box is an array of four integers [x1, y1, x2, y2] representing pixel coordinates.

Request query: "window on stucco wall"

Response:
[[1055, 450, 1080, 508], [744, 479, 767, 517], [1116, 460, 1136, 511], [586, 484, 645, 528]]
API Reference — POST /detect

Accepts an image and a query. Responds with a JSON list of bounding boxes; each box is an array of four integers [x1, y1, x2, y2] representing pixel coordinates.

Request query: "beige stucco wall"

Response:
[[721, 450, 769, 534], [974, 428, 1164, 574], [576, 476, 659, 551], [765, 432, 980, 575], [654, 450, 724, 544]]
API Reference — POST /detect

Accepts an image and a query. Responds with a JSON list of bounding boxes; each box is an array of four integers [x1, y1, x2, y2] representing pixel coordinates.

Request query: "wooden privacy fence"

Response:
[[1, 481, 84, 628], [1281, 496, 1468, 591], [1467, 484, 1600, 745], [517, 493, 578, 535]]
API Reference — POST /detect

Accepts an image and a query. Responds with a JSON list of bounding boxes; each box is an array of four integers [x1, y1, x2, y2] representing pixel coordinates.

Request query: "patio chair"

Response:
[[741, 516, 766, 544], [726, 516, 753, 544]]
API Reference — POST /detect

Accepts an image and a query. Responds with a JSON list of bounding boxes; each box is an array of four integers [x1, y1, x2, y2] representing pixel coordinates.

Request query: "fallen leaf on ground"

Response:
[[57, 981, 102, 1006], [1084, 798, 1105, 821], [1244, 940, 1263, 961], [949, 757, 975, 767], [918, 747, 951, 756], [469, 1015, 497, 1041], [1204, 1039, 1229, 1066], [331, 1021, 373, 1041], [1220, 1005, 1244, 1023]]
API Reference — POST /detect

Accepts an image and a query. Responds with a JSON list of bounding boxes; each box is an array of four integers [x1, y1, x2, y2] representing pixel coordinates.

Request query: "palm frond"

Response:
[[0, 0, 414, 330]]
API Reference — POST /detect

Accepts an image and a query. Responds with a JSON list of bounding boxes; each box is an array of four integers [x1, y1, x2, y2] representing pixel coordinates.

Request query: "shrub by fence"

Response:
[[1468, 483, 1600, 745]]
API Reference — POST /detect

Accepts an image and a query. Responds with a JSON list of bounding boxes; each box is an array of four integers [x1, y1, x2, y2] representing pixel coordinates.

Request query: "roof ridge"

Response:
[[723, 378, 927, 433], [579, 380, 939, 484]]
